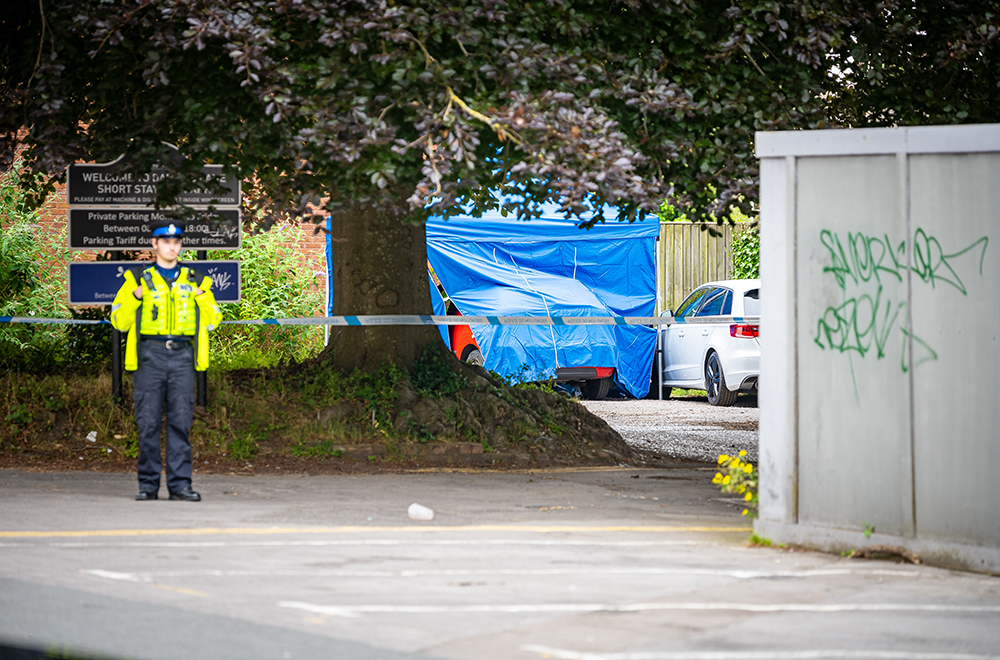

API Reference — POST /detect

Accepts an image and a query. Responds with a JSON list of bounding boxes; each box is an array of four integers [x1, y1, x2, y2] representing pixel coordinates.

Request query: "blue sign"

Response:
[[68, 261, 241, 305]]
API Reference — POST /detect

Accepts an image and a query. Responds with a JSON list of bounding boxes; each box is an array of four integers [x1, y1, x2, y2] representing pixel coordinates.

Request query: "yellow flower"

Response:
[[712, 473, 722, 484], [722, 475, 731, 485], [741, 508, 749, 516], [739, 450, 747, 457], [743, 464, 753, 474], [745, 492, 753, 501], [717, 454, 729, 464]]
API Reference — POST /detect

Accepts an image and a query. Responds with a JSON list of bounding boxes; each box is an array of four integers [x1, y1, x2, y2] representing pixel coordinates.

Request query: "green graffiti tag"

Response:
[[814, 286, 903, 361], [819, 230, 907, 290], [815, 229, 988, 378], [911, 229, 989, 294]]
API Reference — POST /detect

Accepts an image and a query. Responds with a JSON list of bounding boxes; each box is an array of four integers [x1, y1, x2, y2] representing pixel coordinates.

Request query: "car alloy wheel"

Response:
[[705, 352, 737, 407]]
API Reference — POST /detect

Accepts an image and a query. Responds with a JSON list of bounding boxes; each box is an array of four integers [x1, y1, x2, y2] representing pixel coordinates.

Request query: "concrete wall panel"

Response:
[[910, 153, 1000, 546], [795, 156, 913, 536], [758, 156, 796, 525], [755, 124, 1000, 571]]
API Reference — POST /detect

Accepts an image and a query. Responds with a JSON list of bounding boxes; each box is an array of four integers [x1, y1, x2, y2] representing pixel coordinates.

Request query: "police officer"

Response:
[[110, 220, 221, 501]]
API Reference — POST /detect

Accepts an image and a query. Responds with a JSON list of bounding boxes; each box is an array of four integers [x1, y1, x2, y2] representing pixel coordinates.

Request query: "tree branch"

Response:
[[26, 0, 49, 90], [445, 86, 522, 145]]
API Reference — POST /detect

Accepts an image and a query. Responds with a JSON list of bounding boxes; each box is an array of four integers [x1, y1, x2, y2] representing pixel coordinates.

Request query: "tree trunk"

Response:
[[319, 204, 442, 373]]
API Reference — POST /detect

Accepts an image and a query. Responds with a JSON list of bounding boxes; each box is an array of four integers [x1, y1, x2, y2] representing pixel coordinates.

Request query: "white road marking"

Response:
[[81, 569, 144, 582], [82, 567, 919, 581], [79, 570, 207, 597], [520, 647, 1000, 660], [0, 524, 751, 539], [278, 601, 1000, 619], [2, 539, 701, 549]]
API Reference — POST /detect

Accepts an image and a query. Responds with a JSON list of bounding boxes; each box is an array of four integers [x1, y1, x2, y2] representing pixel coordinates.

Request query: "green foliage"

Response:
[[410, 345, 466, 397], [0, 164, 73, 371], [399, 410, 435, 443], [670, 388, 709, 399], [713, 450, 758, 518], [295, 363, 404, 431], [658, 200, 689, 223], [208, 222, 324, 368], [227, 432, 258, 461], [6, 2, 1000, 233], [824, 5, 1000, 128], [730, 208, 760, 280], [65, 307, 114, 367], [490, 364, 536, 387], [5, 403, 32, 431], [110, 429, 139, 459]]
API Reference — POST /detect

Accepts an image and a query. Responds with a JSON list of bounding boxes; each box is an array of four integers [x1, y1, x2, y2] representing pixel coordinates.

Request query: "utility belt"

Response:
[[140, 335, 193, 351]]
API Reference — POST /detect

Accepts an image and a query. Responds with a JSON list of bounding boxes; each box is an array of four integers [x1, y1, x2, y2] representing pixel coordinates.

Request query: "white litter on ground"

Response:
[[407, 503, 434, 521]]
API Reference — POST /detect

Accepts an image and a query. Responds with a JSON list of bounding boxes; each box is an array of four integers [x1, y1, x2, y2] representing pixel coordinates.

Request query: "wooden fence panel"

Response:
[[657, 222, 733, 313]]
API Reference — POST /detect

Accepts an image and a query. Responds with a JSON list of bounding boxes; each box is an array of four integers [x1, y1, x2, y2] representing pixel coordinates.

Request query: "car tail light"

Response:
[[730, 324, 759, 338]]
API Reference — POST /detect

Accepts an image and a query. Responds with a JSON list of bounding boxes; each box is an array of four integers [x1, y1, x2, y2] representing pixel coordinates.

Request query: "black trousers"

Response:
[[133, 340, 195, 493]]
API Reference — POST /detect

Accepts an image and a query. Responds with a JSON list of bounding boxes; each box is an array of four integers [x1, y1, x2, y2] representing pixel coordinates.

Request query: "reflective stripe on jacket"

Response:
[[110, 263, 222, 372]]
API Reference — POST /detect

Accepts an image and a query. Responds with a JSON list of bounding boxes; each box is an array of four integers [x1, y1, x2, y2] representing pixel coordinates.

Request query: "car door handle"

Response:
[[702, 329, 710, 336]]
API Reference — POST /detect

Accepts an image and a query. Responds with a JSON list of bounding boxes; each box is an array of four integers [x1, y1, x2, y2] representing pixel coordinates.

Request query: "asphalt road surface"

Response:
[[2, 466, 998, 660]]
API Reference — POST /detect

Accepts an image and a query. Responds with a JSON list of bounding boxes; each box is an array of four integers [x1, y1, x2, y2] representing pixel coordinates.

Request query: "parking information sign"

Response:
[[66, 147, 243, 308], [68, 261, 241, 305], [67, 159, 240, 206], [69, 208, 241, 250]]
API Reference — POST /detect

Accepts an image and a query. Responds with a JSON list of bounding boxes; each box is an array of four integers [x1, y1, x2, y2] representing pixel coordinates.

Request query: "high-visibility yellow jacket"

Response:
[[110, 263, 222, 371]]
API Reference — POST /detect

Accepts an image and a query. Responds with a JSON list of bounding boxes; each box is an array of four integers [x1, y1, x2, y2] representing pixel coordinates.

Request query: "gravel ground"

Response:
[[580, 394, 758, 464]]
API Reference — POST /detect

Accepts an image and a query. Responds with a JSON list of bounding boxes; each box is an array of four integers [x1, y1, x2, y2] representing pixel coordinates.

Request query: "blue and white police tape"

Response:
[[1, 315, 763, 326], [226, 315, 671, 326], [0, 316, 109, 325], [1, 315, 668, 326]]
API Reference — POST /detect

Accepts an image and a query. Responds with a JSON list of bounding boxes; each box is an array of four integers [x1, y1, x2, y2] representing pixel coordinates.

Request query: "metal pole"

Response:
[[657, 321, 664, 401], [654, 234, 663, 401], [112, 328, 122, 404], [196, 249, 208, 409], [110, 250, 123, 405]]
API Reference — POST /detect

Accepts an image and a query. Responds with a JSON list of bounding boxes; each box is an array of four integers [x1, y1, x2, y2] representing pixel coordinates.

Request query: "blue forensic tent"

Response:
[[426, 204, 659, 398]]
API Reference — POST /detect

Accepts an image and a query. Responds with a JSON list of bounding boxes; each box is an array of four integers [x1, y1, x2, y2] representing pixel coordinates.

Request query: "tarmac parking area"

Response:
[[2, 467, 998, 660]]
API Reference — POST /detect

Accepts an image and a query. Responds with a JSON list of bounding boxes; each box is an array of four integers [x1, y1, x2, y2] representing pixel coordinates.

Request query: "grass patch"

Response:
[[749, 534, 787, 549], [290, 440, 343, 458], [1, 357, 490, 467], [0, 351, 632, 471], [0, 365, 405, 466], [227, 432, 259, 461], [670, 388, 707, 399]]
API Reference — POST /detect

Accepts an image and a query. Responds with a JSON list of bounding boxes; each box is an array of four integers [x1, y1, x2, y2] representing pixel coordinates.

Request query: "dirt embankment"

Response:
[[1, 363, 639, 475]]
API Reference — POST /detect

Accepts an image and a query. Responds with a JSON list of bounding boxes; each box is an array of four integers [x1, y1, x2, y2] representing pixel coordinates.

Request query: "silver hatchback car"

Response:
[[653, 279, 760, 406]]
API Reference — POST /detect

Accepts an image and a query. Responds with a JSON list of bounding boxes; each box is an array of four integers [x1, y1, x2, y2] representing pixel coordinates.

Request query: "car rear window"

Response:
[[743, 289, 760, 316]]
